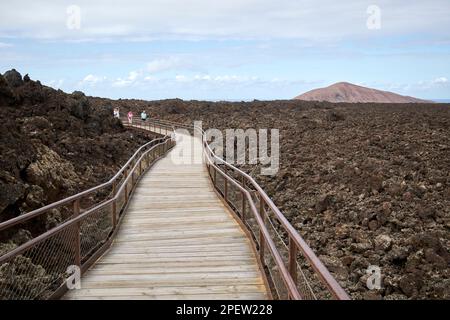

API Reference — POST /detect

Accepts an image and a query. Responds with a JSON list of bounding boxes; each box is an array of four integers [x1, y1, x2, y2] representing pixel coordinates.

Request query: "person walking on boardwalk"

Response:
[[141, 110, 147, 121], [113, 107, 120, 119], [127, 110, 133, 124]]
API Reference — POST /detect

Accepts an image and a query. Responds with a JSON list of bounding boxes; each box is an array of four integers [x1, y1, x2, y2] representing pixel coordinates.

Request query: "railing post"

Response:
[[241, 179, 246, 220], [259, 195, 265, 263], [288, 236, 298, 287], [224, 167, 228, 202], [73, 199, 81, 268], [112, 181, 117, 228], [124, 169, 129, 203], [213, 167, 217, 186], [241, 191, 246, 220]]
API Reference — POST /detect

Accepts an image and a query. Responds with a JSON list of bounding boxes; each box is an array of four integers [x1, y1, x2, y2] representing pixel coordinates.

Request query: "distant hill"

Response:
[[295, 82, 431, 103]]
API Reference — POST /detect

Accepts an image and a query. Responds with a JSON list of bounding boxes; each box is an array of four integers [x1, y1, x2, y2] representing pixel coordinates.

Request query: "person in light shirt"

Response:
[[141, 110, 147, 121]]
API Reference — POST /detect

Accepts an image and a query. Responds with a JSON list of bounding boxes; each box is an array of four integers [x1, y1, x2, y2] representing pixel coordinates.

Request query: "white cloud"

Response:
[[127, 70, 140, 81], [46, 79, 64, 89], [79, 74, 105, 86], [175, 75, 188, 82], [170, 74, 320, 88], [146, 57, 183, 73], [0, 42, 13, 48], [432, 77, 448, 84], [112, 70, 142, 87], [416, 77, 450, 90], [112, 78, 132, 87], [369, 77, 450, 94], [1, 1, 449, 41], [194, 74, 212, 81]]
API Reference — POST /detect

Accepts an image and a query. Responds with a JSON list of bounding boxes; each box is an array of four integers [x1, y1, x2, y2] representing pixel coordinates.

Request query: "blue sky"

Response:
[[0, 0, 449, 100]]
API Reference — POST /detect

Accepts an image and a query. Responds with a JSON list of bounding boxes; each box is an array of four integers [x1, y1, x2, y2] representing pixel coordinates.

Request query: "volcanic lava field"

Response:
[[1, 69, 449, 299], [93, 97, 450, 299]]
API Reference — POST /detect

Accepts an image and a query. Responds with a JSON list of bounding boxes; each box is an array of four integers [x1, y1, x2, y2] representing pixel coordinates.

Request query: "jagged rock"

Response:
[[319, 255, 349, 281], [0, 172, 26, 216], [3, 69, 23, 87], [0, 255, 52, 299], [25, 145, 80, 201], [0, 74, 16, 105], [68, 94, 91, 120], [0, 242, 17, 256], [24, 185, 45, 209], [384, 293, 408, 300], [71, 90, 86, 99], [363, 291, 382, 300], [335, 223, 350, 240], [374, 234, 392, 251], [315, 194, 333, 213], [399, 273, 423, 297], [327, 111, 345, 121], [410, 232, 449, 262], [10, 229, 32, 245], [368, 219, 378, 231]]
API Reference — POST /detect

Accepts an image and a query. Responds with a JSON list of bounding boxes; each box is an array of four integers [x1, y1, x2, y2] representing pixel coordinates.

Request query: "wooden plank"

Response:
[[88, 264, 257, 274], [66, 293, 267, 300], [99, 254, 256, 264], [64, 285, 267, 297], [95, 259, 256, 268]]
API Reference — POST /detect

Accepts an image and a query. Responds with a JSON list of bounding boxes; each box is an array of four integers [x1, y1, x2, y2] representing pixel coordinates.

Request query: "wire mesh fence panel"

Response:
[[116, 185, 127, 216], [126, 176, 133, 201], [263, 248, 289, 300], [80, 203, 113, 261], [294, 255, 329, 300], [0, 226, 77, 300], [6, 203, 75, 242], [264, 208, 330, 299], [227, 183, 242, 215], [215, 171, 225, 196], [243, 200, 260, 247], [80, 185, 113, 213]]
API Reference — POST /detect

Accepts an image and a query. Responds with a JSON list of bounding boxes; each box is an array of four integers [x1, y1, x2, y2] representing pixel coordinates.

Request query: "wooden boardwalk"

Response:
[[65, 131, 268, 300]]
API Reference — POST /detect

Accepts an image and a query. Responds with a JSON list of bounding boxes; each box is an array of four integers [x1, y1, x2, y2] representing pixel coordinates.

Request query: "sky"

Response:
[[0, 0, 449, 101]]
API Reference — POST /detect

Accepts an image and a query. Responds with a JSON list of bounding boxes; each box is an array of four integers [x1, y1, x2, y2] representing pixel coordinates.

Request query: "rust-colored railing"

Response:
[[0, 117, 349, 300], [136, 118, 350, 300], [0, 121, 175, 300]]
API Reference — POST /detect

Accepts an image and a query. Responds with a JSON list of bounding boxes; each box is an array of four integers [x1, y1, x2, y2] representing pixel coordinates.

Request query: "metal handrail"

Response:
[[141, 118, 350, 300], [0, 123, 173, 232], [0, 136, 172, 264], [0, 123, 176, 300]]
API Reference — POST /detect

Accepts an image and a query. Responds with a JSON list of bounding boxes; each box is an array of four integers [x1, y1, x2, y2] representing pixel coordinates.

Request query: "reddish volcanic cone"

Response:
[[295, 82, 431, 103]]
